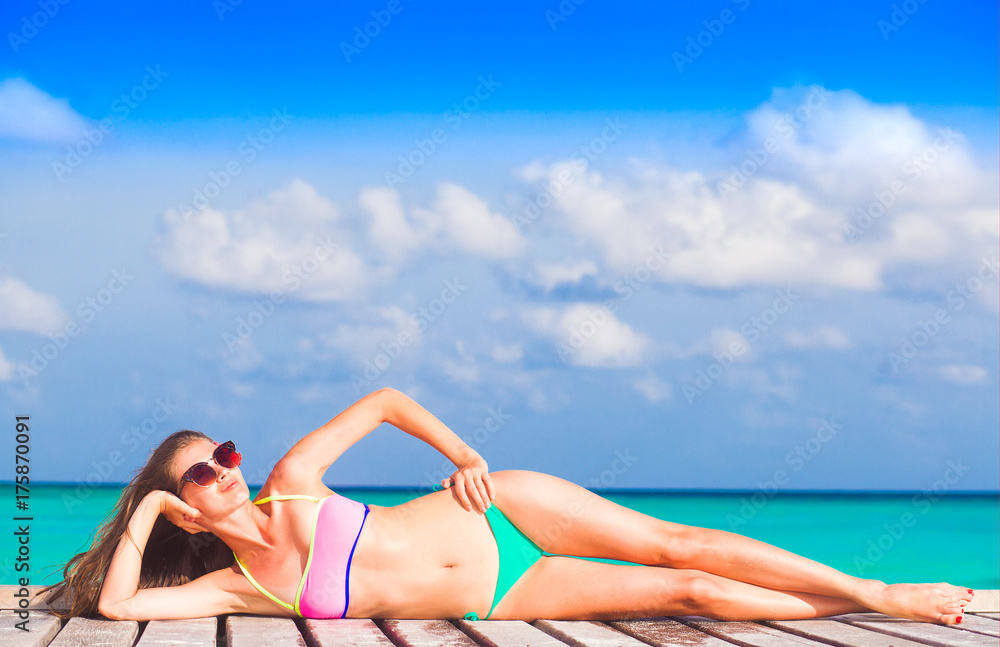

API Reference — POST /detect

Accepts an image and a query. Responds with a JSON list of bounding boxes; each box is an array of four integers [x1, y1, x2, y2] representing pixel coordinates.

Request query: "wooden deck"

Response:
[[2, 586, 997, 647]]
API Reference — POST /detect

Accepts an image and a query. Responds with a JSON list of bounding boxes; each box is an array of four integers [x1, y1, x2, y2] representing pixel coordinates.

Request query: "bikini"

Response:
[[233, 492, 369, 618], [431, 483, 561, 621], [235, 487, 559, 621]]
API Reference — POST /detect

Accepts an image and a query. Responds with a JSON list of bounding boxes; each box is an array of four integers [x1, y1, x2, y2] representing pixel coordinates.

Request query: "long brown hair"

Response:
[[40, 429, 235, 618]]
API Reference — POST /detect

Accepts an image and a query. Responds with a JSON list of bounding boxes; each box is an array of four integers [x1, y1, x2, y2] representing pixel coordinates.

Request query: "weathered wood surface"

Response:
[[226, 615, 306, 647], [966, 590, 1000, 613], [765, 618, 942, 647], [0, 609, 61, 647], [686, 619, 834, 645], [48, 616, 139, 647], [137, 617, 217, 646], [1, 586, 997, 646], [837, 612, 999, 647], [609, 617, 736, 646]]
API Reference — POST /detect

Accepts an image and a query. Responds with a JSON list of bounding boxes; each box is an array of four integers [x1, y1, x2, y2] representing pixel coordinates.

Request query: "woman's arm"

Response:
[[276, 387, 495, 511], [98, 491, 233, 620]]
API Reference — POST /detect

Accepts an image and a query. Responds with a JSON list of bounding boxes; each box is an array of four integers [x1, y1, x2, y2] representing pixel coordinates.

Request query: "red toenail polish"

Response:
[[968, 589, 974, 594], [956, 616, 963, 624]]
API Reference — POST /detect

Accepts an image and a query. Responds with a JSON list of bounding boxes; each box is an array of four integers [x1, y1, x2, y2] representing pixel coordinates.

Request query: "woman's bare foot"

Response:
[[853, 579, 974, 624]]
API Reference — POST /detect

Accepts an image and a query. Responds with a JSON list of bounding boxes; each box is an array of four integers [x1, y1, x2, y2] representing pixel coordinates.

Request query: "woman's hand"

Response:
[[159, 491, 207, 534], [442, 455, 495, 513]]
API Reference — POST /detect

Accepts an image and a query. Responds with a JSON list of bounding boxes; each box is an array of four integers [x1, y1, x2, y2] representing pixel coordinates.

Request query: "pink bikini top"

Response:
[[233, 491, 370, 618]]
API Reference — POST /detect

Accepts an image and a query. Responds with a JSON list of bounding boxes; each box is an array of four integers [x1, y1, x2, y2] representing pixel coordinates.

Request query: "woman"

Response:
[[43, 387, 973, 623]]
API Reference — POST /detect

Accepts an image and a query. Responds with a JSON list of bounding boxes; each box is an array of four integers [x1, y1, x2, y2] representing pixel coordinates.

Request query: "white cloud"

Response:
[[359, 183, 528, 263], [359, 186, 421, 262], [530, 259, 598, 292], [784, 326, 853, 350], [443, 358, 479, 383], [412, 182, 526, 259], [633, 372, 672, 403], [319, 306, 419, 361], [939, 364, 987, 386], [155, 179, 370, 302], [0, 78, 90, 144], [522, 303, 648, 368], [491, 343, 522, 363], [519, 86, 997, 292], [0, 276, 68, 335]]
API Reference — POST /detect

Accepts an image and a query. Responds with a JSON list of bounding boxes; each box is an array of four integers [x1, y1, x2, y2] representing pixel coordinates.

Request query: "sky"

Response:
[[0, 1, 997, 492]]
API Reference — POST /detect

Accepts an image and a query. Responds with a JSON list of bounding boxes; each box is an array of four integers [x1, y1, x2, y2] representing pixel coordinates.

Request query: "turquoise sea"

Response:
[[2, 484, 997, 590]]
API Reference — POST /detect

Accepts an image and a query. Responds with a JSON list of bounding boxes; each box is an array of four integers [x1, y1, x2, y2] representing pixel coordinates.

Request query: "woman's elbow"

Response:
[[98, 599, 126, 620]]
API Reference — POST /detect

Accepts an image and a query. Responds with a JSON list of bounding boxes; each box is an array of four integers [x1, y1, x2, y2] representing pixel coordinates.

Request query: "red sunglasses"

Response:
[[179, 441, 242, 489]]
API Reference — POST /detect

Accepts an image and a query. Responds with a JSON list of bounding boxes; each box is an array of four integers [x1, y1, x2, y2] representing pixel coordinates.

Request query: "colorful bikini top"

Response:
[[233, 492, 370, 618]]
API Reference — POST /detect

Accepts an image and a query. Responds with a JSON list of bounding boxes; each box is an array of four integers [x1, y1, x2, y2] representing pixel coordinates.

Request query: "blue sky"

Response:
[[0, 0, 997, 491]]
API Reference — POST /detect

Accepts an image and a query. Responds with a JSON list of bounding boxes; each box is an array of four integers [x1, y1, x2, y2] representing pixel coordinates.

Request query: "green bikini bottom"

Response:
[[431, 483, 586, 621]]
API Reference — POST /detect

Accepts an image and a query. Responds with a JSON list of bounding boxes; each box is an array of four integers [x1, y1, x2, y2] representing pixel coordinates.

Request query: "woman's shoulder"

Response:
[[253, 463, 333, 503]]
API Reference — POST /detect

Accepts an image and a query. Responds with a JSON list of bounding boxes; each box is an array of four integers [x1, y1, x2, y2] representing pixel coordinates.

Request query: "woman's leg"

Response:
[[489, 470, 971, 624], [490, 555, 869, 621]]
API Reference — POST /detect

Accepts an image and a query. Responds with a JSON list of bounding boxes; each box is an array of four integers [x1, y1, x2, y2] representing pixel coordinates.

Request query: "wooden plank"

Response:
[[138, 617, 217, 646], [303, 619, 395, 647], [454, 619, 569, 647], [951, 614, 1000, 637], [608, 618, 737, 646], [379, 619, 481, 647], [972, 612, 999, 620], [49, 616, 139, 647], [763, 618, 937, 647], [227, 614, 306, 647], [685, 619, 832, 646], [533, 620, 654, 647], [967, 590, 1000, 613], [0, 609, 62, 647], [0, 585, 72, 611], [838, 617, 997, 647]]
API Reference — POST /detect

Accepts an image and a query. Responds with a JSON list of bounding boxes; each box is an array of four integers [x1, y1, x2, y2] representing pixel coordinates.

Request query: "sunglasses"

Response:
[[179, 441, 242, 490]]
